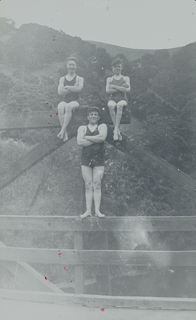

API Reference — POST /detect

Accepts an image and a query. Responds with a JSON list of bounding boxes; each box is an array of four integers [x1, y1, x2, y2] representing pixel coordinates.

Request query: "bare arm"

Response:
[[106, 77, 118, 94], [85, 124, 108, 143], [77, 126, 93, 147], [58, 77, 69, 96], [65, 76, 84, 93], [110, 77, 130, 92]]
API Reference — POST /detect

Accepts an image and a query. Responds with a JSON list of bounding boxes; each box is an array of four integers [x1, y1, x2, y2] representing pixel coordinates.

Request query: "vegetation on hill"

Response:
[[0, 18, 196, 217], [88, 40, 180, 61]]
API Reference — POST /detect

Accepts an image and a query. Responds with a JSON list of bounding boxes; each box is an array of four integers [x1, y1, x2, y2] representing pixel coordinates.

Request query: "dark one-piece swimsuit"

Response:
[[81, 126, 105, 167], [63, 75, 79, 103]]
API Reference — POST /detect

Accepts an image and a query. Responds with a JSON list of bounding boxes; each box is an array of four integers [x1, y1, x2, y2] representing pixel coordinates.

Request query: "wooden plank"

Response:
[[1, 289, 196, 310], [1, 261, 64, 292], [0, 107, 88, 130], [1, 247, 196, 266], [0, 111, 59, 130], [0, 247, 76, 265], [77, 250, 196, 267], [0, 215, 196, 232], [101, 105, 131, 124], [97, 231, 111, 295], [0, 126, 78, 191], [0, 241, 63, 293], [74, 232, 84, 294], [0, 105, 130, 130]]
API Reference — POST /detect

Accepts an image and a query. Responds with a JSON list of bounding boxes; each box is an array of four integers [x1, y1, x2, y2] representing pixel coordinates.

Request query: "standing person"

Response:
[[57, 57, 84, 141], [106, 58, 130, 141], [77, 107, 108, 218]]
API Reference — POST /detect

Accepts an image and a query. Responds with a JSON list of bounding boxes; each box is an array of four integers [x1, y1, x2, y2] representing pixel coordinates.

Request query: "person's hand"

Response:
[[63, 87, 69, 94], [122, 83, 129, 88]]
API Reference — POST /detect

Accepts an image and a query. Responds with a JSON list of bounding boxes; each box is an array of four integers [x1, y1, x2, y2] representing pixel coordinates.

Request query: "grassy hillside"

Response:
[[88, 40, 180, 61]]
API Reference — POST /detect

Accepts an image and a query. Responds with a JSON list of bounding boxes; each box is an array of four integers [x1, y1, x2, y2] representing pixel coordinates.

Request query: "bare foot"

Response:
[[95, 211, 105, 218], [80, 211, 92, 218], [63, 131, 68, 142], [57, 129, 65, 140], [118, 129, 122, 141], [113, 129, 118, 141]]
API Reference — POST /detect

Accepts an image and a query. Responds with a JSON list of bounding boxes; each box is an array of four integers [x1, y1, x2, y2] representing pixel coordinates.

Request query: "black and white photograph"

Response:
[[0, 0, 196, 319]]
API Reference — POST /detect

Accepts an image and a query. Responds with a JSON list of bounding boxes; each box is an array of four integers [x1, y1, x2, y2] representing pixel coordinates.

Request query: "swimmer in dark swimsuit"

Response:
[[106, 58, 130, 141], [77, 107, 108, 218], [57, 57, 84, 141]]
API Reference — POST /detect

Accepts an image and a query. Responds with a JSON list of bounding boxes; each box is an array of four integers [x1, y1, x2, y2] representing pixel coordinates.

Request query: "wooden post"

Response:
[[97, 231, 111, 296], [74, 231, 84, 294]]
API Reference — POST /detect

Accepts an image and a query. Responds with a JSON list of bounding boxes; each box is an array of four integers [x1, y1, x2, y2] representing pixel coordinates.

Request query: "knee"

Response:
[[58, 102, 66, 112], [70, 101, 79, 108], [93, 181, 101, 190], [108, 101, 116, 110], [65, 105, 73, 112], [117, 101, 127, 109], [85, 181, 93, 191]]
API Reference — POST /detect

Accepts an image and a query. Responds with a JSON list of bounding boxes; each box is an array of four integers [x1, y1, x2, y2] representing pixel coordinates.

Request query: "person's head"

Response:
[[111, 58, 123, 75], [87, 106, 101, 124], [66, 57, 78, 74]]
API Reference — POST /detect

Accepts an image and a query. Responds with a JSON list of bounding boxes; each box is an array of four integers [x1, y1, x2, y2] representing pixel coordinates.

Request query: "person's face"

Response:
[[88, 111, 100, 124], [66, 60, 77, 74], [112, 63, 122, 75]]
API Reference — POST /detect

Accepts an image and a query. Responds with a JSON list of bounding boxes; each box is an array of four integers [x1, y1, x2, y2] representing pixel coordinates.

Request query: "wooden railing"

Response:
[[0, 215, 196, 309]]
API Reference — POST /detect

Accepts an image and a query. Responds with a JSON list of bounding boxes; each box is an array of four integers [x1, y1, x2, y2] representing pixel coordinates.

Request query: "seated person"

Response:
[[77, 107, 108, 218], [57, 57, 84, 141], [106, 58, 130, 141]]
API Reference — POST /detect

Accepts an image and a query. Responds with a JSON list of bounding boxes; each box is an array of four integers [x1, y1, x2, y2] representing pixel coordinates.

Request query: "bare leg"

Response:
[[108, 100, 116, 126], [57, 102, 67, 139], [80, 165, 93, 218], [115, 100, 127, 140], [93, 166, 105, 217], [57, 101, 79, 141], [108, 100, 118, 141]]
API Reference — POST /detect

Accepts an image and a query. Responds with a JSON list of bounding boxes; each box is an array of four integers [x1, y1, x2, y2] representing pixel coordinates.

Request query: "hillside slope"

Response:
[[88, 40, 180, 61]]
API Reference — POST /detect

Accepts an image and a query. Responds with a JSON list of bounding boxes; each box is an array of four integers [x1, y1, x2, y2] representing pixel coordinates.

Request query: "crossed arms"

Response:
[[77, 124, 108, 147], [58, 76, 84, 96], [106, 76, 130, 94]]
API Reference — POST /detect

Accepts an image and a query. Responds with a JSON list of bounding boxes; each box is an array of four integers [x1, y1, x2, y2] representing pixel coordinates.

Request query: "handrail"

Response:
[[0, 247, 196, 267], [1, 215, 196, 304], [0, 215, 196, 231]]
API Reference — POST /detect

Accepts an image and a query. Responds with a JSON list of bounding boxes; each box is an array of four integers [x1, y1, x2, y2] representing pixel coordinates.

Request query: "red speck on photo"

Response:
[[45, 277, 47, 280], [50, 115, 52, 117], [100, 308, 105, 312], [56, 113, 58, 115]]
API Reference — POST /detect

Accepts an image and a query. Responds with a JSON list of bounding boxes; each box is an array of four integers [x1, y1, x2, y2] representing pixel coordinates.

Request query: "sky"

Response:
[[0, 0, 196, 50]]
